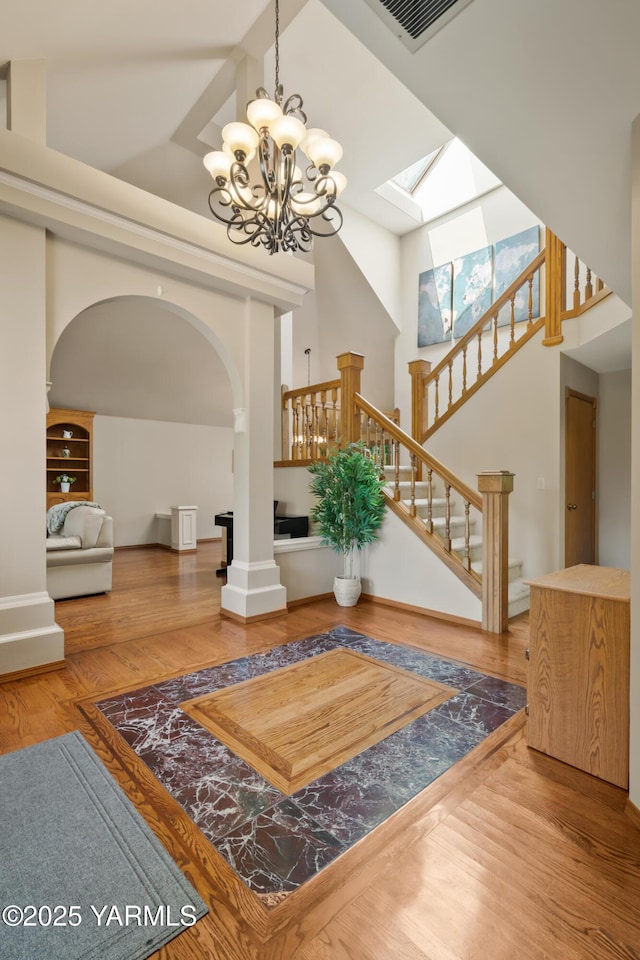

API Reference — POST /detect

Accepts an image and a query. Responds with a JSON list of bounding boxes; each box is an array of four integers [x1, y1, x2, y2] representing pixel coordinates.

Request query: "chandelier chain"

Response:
[[274, 0, 280, 98]]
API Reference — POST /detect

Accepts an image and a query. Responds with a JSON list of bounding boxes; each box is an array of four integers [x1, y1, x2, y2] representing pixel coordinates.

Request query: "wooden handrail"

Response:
[[426, 249, 546, 385], [412, 234, 610, 444], [281, 378, 340, 404], [354, 393, 482, 511]]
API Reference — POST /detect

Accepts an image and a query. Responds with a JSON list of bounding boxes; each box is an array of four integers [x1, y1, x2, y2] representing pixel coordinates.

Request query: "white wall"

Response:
[[629, 113, 640, 811], [598, 369, 631, 568], [362, 509, 482, 623], [338, 203, 402, 326], [289, 230, 398, 411], [94, 416, 233, 547]]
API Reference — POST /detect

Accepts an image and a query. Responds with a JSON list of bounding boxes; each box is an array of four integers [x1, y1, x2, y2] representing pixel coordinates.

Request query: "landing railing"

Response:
[[280, 378, 341, 463], [278, 354, 399, 465], [410, 229, 610, 443]]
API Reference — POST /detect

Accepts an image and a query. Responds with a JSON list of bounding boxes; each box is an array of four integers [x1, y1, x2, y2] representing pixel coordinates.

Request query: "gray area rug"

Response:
[[0, 731, 208, 960]]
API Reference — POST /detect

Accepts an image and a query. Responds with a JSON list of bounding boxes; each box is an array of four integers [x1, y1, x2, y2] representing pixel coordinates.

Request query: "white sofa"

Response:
[[46, 505, 114, 600]]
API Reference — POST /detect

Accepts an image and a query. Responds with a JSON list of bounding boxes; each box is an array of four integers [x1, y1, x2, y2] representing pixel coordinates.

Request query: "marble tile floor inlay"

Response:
[[180, 648, 456, 794], [95, 627, 526, 897]]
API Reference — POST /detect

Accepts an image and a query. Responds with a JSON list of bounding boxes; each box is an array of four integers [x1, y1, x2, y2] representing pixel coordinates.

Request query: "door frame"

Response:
[[564, 387, 597, 567]]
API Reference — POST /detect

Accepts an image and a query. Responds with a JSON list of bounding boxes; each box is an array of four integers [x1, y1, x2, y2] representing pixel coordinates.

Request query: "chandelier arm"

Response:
[[257, 137, 277, 212]]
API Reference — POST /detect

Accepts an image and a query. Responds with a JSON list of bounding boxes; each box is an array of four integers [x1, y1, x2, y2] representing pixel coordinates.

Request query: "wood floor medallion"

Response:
[[180, 648, 456, 794]]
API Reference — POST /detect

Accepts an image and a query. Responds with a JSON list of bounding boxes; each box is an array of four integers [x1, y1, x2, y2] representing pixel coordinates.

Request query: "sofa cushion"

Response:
[[46, 536, 82, 551], [63, 506, 106, 549], [46, 546, 114, 568]]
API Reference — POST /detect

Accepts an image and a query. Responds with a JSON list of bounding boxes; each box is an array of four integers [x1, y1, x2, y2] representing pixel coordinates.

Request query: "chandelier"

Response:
[[203, 0, 346, 255]]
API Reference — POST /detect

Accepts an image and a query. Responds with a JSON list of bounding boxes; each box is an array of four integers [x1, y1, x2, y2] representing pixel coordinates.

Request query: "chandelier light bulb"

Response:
[[305, 136, 343, 171], [203, 150, 232, 182], [268, 115, 307, 151], [328, 170, 347, 197], [299, 128, 330, 158], [222, 121, 260, 161], [291, 192, 323, 216], [247, 97, 283, 131]]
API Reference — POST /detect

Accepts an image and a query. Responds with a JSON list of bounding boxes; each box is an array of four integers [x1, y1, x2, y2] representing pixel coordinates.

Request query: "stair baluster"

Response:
[[509, 293, 516, 346], [409, 454, 417, 518], [393, 440, 401, 500], [463, 501, 471, 571], [444, 484, 452, 551]]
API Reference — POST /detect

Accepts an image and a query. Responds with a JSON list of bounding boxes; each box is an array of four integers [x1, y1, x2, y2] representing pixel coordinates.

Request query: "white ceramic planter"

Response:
[[60, 482, 70, 493], [333, 575, 361, 607]]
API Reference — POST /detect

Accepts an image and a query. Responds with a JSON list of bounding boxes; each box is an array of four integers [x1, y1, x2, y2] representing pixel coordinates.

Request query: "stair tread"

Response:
[[507, 578, 530, 602], [471, 557, 523, 574], [451, 534, 483, 550]]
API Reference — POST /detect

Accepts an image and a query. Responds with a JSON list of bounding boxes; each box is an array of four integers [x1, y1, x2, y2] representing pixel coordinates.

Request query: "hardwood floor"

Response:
[[1, 542, 639, 959]]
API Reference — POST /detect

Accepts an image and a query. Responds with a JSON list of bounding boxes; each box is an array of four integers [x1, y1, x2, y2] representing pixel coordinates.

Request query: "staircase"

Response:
[[383, 464, 530, 617], [277, 240, 611, 631]]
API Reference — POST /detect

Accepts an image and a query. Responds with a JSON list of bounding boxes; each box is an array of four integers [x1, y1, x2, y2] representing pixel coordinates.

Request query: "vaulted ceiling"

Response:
[[4, 0, 637, 421]]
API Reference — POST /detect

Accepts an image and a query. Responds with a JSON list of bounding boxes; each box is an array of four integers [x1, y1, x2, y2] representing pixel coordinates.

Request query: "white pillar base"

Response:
[[0, 592, 64, 676], [221, 560, 287, 622]]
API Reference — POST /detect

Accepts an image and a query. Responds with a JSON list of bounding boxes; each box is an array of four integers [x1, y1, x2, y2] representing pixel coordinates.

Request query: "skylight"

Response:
[[377, 138, 502, 227], [390, 147, 443, 195]]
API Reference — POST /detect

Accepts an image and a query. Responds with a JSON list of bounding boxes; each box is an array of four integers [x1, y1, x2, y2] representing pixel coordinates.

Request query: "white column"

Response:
[[629, 114, 640, 809], [0, 214, 64, 676], [221, 298, 287, 621]]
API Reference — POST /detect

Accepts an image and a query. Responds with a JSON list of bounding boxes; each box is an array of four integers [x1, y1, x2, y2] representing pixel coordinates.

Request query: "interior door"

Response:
[[565, 388, 596, 567]]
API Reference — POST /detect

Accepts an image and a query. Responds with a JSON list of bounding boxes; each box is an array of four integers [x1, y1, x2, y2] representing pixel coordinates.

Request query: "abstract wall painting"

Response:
[[452, 245, 493, 339], [494, 225, 540, 326], [417, 263, 453, 347]]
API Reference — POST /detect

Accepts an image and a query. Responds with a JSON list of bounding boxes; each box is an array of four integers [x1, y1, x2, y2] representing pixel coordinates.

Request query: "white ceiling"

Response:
[[1, 0, 454, 423], [3, 0, 634, 421]]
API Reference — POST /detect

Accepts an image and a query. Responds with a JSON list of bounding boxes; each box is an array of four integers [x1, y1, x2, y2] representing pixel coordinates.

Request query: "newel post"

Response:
[[477, 470, 515, 633], [408, 359, 431, 444], [280, 384, 290, 461], [543, 228, 565, 346], [337, 352, 364, 445]]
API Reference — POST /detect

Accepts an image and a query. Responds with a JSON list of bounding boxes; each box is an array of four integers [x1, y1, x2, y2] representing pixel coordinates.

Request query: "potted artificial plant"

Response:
[[54, 474, 76, 493], [308, 442, 386, 607]]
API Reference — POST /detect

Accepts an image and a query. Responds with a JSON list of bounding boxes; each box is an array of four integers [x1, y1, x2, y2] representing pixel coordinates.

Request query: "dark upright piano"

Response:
[[214, 502, 309, 576]]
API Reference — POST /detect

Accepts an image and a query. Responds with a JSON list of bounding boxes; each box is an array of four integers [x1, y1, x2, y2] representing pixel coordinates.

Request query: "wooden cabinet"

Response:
[[46, 408, 95, 511], [526, 565, 630, 788]]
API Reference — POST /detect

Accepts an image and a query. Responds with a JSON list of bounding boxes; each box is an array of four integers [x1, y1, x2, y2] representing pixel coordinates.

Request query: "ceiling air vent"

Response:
[[362, 0, 476, 53]]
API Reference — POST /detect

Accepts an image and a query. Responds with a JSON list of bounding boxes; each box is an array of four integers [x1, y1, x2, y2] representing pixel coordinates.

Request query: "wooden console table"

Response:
[[526, 565, 630, 788]]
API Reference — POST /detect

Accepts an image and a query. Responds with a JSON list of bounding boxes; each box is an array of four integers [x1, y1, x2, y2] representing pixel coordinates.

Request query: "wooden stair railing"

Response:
[[410, 229, 611, 444], [277, 351, 514, 633], [353, 393, 482, 598], [354, 394, 515, 631]]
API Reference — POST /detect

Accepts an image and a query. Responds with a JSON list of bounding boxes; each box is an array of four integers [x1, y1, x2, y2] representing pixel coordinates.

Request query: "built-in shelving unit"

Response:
[[46, 408, 95, 510]]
